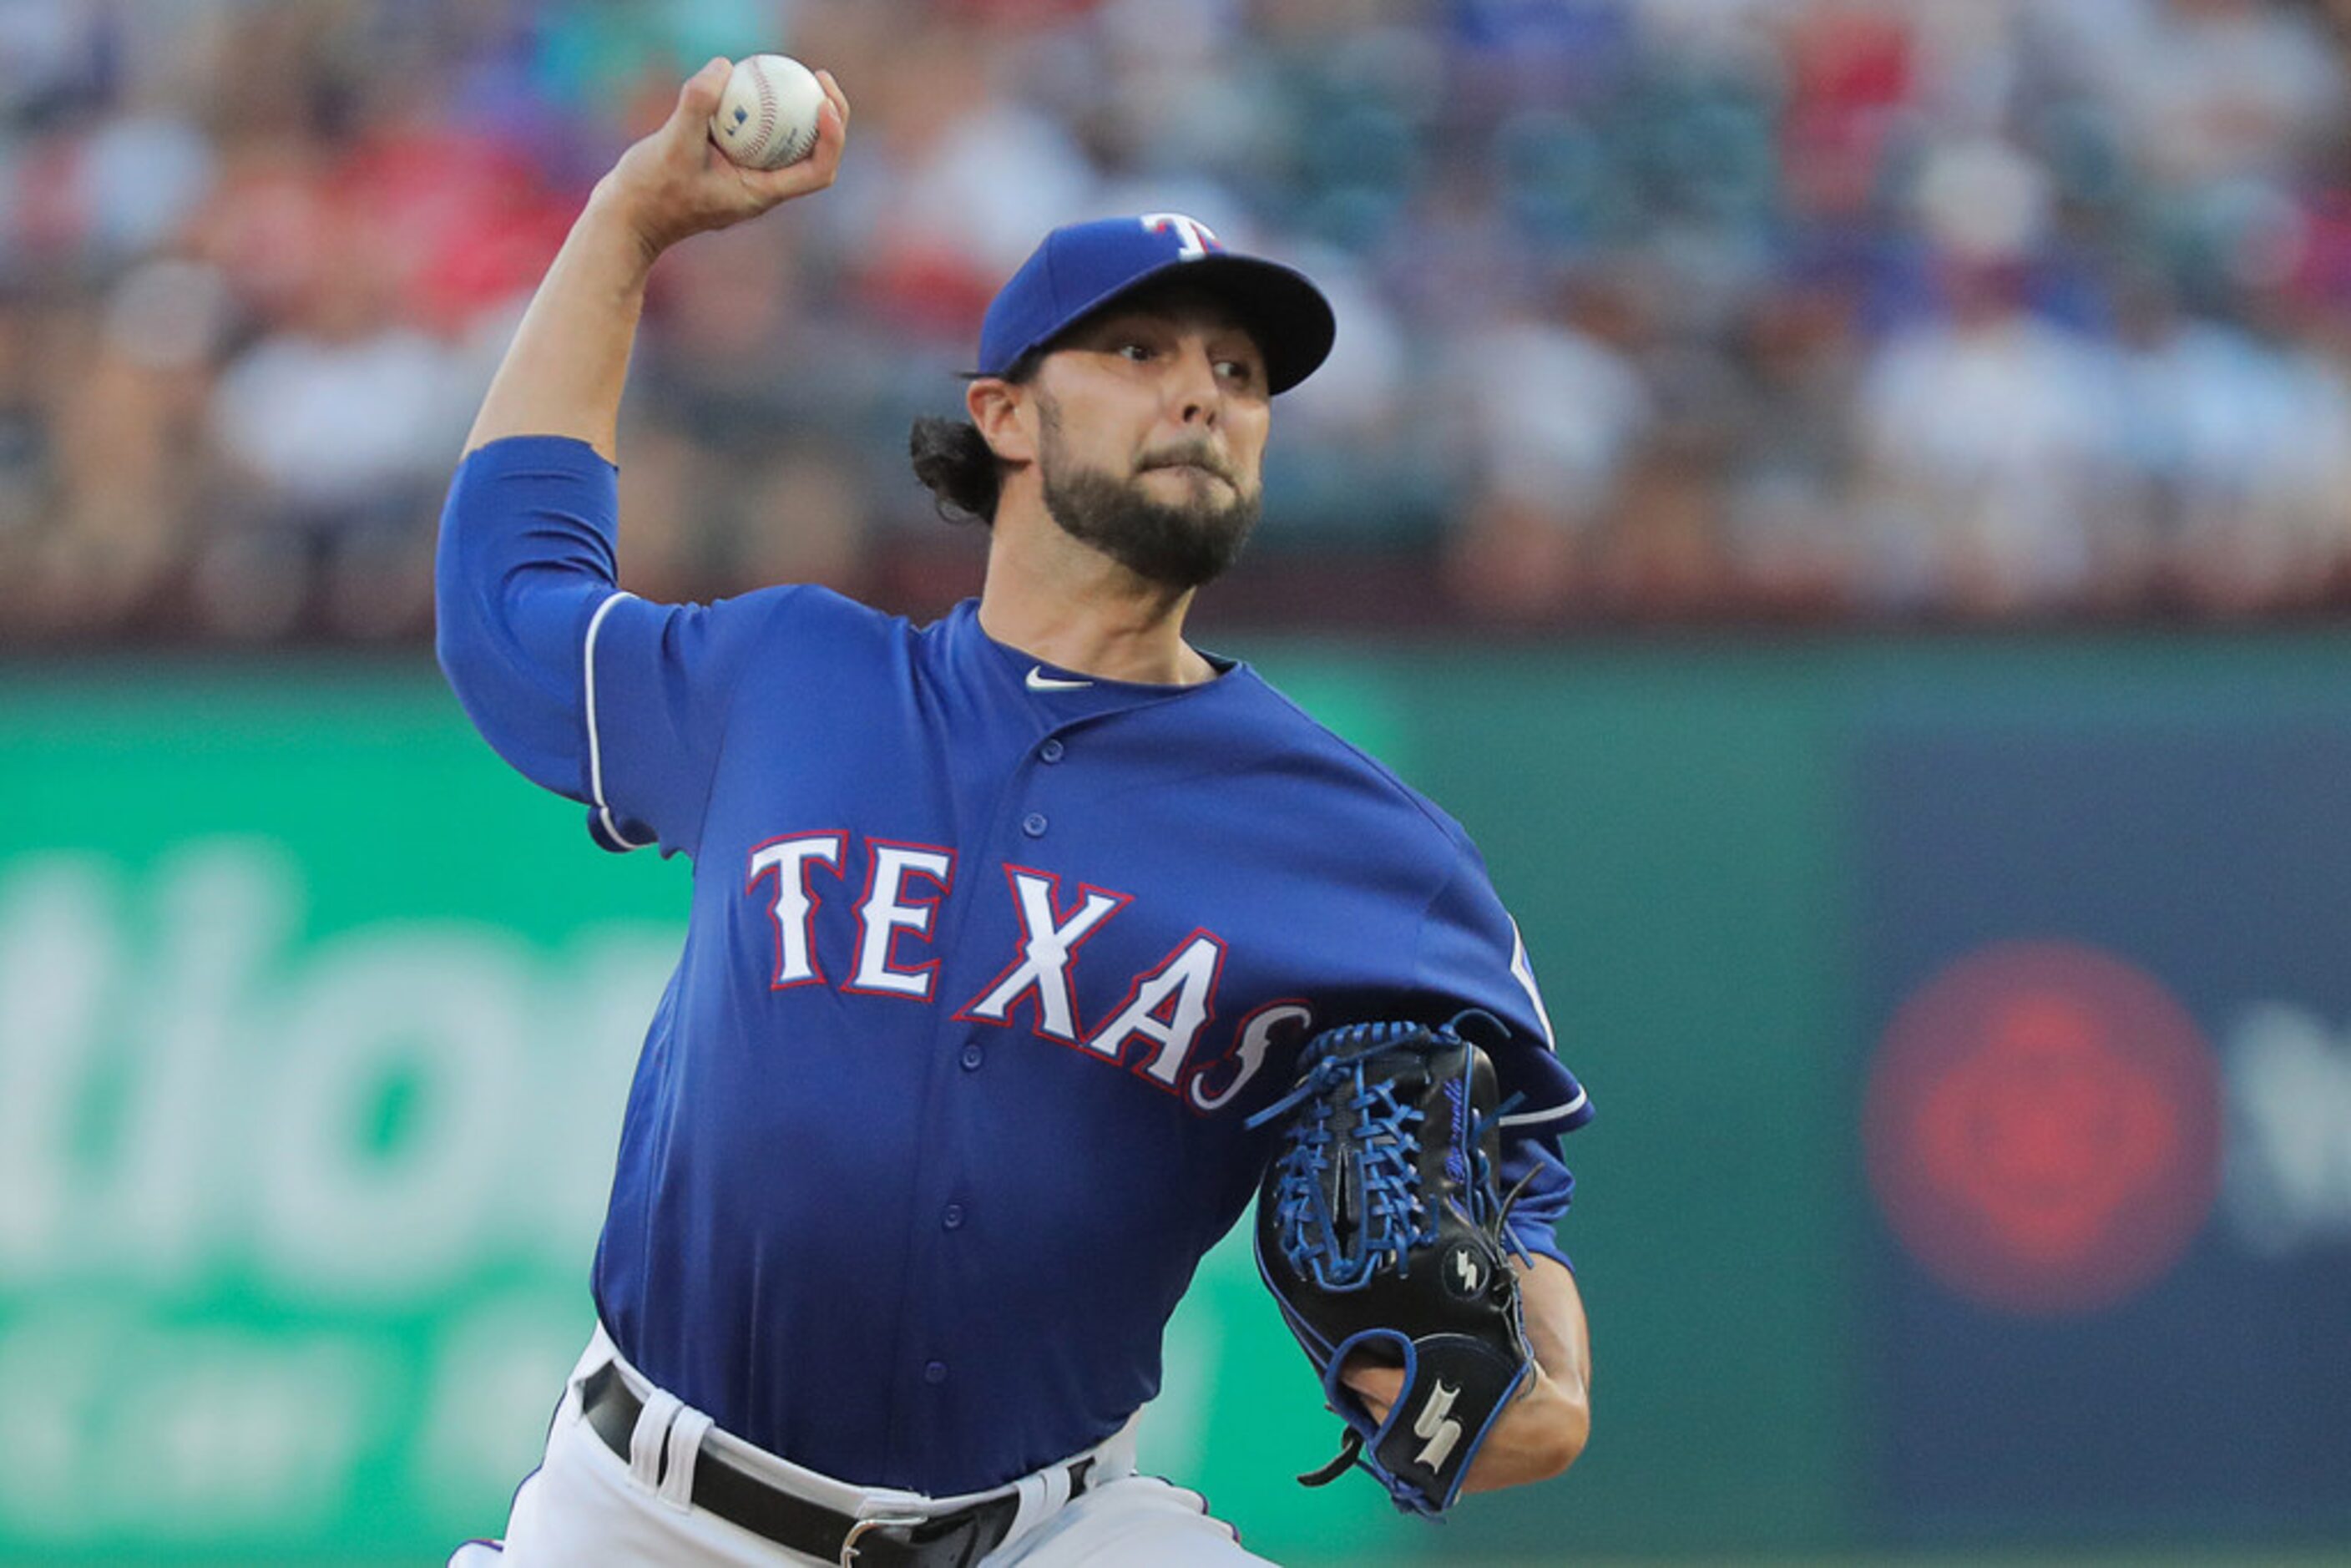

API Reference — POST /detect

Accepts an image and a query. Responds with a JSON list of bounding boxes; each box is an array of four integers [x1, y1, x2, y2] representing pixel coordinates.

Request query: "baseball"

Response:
[[709, 54, 824, 170]]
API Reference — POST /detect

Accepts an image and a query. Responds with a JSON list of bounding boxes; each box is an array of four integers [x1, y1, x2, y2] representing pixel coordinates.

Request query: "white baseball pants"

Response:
[[448, 1325, 1278, 1567]]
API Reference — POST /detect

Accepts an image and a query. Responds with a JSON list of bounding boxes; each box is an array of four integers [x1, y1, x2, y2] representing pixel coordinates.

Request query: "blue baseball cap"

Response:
[[977, 214, 1336, 395]]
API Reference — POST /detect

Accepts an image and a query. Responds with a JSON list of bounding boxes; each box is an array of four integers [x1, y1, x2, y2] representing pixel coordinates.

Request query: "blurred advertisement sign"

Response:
[[1857, 721, 2351, 1544], [0, 837, 670, 1552], [1863, 940, 2222, 1317], [2223, 999, 2351, 1260]]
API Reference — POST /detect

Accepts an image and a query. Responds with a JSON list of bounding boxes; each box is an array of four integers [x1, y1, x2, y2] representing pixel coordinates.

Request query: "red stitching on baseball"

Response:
[[753, 65, 779, 157]]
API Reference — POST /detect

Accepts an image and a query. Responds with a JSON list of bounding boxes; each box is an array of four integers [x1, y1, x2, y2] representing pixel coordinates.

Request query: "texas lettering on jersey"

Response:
[[746, 830, 1312, 1114]]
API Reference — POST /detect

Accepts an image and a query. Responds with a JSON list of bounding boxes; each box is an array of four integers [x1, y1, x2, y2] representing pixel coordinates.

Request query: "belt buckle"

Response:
[[839, 1511, 928, 1567]]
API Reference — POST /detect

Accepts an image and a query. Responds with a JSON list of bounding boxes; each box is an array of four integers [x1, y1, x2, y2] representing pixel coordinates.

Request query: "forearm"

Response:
[[1519, 1253, 1591, 1434], [1459, 1254, 1590, 1495], [461, 55, 848, 463], [464, 193, 657, 462]]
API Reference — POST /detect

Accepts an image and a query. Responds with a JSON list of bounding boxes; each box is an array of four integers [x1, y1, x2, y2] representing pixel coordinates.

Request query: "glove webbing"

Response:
[[1250, 1042, 1439, 1291]]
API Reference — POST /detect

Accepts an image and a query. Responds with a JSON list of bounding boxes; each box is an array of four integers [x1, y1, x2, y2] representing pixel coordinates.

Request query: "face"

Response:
[[1024, 291, 1272, 589]]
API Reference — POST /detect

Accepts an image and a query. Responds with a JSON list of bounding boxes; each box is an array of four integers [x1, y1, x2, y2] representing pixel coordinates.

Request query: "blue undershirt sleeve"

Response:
[[1497, 1134, 1577, 1272]]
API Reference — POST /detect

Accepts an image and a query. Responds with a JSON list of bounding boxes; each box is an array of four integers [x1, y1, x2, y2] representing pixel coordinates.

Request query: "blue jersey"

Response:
[[436, 436, 1591, 1496]]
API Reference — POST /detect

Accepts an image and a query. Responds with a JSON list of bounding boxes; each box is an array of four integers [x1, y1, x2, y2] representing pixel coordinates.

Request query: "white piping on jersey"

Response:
[[1508, 916, 1557, 1050], [1499, 1085, 1589, 1127], [584, 589, 654, 851]]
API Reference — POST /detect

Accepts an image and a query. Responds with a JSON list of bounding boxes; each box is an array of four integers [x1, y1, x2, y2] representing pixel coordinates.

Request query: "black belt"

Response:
[[579, 1362, 1091, 1568]]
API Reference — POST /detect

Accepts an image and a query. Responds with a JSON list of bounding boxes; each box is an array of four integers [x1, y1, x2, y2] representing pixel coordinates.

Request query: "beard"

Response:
[[1035, 396, 1262, 590]]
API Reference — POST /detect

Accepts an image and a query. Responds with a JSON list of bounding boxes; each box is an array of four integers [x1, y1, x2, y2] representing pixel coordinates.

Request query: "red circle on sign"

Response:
[[1863, 941, 2222, 1316]]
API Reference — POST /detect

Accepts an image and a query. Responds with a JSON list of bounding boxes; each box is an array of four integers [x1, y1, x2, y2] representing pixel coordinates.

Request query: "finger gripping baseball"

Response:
[[1249, 1014, 1535, 1515]]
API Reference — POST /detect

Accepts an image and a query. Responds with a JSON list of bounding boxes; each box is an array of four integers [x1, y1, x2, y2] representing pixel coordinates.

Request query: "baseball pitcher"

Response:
[[436, 58, 1592, 1568]]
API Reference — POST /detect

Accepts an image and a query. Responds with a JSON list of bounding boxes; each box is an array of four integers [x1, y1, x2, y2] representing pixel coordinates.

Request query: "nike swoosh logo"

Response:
[[1025, 665, 1094, 692]]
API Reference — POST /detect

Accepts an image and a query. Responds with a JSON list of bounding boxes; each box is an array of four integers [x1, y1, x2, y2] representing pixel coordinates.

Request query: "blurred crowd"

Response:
[[8, 0, 2351, 643]]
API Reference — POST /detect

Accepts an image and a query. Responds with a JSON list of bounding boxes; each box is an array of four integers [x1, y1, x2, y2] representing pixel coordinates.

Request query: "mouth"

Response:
[[1140, 457, 1235, 486]]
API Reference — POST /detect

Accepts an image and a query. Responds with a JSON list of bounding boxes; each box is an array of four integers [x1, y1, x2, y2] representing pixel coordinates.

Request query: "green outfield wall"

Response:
[[5, 632, 2350, 1565]]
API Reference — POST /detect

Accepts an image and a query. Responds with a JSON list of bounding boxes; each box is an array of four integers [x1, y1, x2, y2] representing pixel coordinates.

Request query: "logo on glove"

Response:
[[1411, 1381, 1464, 1470], [1443, 1243, 1487, 1298]]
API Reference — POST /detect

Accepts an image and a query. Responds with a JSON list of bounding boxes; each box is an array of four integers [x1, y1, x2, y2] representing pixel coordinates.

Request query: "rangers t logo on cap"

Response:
[[1140, 213, 1221, 260], [975, 213, 1336, 394]]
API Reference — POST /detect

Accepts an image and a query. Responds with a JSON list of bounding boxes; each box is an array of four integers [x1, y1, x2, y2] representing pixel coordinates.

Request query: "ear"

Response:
[[968, 377, 1038, 465]]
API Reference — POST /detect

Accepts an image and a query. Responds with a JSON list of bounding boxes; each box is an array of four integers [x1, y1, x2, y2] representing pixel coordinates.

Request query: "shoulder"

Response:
[[690, 581, 916, 657], [1236, 673, 1481, 866], [591, 585, 925, 716], [743, 581, 902, 631]]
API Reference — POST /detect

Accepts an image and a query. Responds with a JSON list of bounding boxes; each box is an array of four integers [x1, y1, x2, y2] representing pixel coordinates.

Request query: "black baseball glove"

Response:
[[1246, 1012, 1535, 1516]]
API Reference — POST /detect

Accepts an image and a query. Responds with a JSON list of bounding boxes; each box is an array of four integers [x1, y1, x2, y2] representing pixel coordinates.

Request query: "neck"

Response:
[[976, 496, 1216, 686]]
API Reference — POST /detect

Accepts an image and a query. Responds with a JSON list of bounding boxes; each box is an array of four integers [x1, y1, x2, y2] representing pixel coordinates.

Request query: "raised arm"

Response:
[[435, 59, 851, 856], [464, 56, 849, 459]]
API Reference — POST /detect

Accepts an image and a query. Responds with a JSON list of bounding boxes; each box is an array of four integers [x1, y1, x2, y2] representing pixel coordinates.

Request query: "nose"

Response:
[[1165, 341, 1221, 429]]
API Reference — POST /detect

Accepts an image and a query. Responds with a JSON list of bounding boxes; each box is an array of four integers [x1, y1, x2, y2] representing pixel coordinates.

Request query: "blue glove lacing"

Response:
[[1247, 1021, 1443, 1291]]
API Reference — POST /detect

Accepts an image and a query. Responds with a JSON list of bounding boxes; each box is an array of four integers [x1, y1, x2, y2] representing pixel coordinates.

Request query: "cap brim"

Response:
[[1026, 254, 1337, 396]]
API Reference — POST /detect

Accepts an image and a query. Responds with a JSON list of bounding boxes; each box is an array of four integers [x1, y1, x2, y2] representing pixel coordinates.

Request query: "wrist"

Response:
[[582, 178, 667, 278]]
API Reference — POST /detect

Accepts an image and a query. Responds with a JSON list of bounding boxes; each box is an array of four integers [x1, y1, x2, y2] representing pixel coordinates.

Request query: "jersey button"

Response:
[[960, 1044, 984, 1070], [923, 1360, 948, 1385], [1021, 812, 1048, 837], [943, 1203, 965, 1229], [1039, 738, 1065, 763]]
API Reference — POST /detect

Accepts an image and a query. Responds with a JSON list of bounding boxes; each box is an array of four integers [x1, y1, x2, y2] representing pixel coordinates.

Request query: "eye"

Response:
[[1216, 358, 1259, 387], [1116, 341, 1155, 363]]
